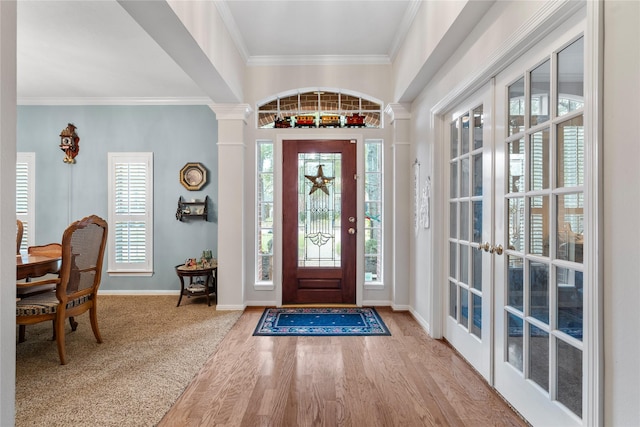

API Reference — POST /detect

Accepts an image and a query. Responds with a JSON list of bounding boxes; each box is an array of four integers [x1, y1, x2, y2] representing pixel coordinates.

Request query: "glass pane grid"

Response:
[[298, 153, 342, 268], [448, 108, 484, 336], [257, 141, 274, 281], [502, 36, 585, 421], [364, 140, 383, 282]]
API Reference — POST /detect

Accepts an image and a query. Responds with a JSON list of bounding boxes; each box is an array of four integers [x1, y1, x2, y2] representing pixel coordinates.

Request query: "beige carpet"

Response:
[[15, 295, 242, 427]]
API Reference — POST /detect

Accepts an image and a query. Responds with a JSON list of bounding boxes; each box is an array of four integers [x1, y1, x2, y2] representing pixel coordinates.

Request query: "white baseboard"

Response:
[[98, 290, 179, 295], [362, 299, 393, 306], [409, 307, 431, 336], [245, 301, 278, 307], [215, 304, 246, 311]]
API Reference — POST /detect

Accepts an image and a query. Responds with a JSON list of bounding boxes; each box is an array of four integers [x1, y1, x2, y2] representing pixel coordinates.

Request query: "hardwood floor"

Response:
[[159, 307, 528, 426]]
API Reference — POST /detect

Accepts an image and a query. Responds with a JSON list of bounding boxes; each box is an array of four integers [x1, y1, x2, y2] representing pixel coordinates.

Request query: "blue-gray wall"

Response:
[[17, 105, 218, 292]]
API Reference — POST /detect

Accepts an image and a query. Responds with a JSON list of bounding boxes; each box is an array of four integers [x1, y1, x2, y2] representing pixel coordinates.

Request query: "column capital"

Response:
[[209, 103, 252, 121], [384, 103, 411, 122]]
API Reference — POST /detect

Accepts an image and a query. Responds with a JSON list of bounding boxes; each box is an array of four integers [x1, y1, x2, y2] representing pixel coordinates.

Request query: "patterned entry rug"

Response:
[[253, 307, 391, 336]]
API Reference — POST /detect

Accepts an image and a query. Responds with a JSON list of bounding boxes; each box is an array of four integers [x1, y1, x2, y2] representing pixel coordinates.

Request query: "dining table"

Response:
[[16, 253, 62, 281]]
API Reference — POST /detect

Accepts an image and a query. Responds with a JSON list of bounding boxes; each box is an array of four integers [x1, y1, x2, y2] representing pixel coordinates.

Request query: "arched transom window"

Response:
[[257, 89, 383, 129]]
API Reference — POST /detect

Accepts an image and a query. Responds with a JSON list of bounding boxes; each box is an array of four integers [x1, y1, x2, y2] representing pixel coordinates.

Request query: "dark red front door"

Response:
[[282, 139, 357, 304]]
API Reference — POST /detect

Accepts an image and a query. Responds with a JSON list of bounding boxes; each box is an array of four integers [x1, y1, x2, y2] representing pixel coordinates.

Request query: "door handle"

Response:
[[348, 216, 356, 223], [348, 228, 356, 235], [489, 244, 504, 255], [478, 242, 491, 252]]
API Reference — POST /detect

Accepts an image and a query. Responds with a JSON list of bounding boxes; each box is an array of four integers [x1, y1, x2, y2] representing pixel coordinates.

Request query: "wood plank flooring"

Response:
[[159, 307, 528, 426]]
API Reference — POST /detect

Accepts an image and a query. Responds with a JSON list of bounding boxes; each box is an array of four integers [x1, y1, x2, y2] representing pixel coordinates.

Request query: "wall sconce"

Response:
[[59, 123, 80, 164]]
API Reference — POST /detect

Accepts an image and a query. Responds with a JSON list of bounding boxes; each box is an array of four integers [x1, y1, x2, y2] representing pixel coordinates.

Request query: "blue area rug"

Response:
[[253, 307, 391, 336]]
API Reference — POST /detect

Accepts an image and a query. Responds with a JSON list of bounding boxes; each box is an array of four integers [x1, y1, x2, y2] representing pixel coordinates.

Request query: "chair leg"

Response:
[[55, 317, 67, 365], [18, 325, 26, 343], [90, 307, 102, 343], [69, 317, 78, 331]]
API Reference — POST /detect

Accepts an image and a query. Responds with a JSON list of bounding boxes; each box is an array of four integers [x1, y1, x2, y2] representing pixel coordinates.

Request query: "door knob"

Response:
[[478, 242, 491, 252], [348, 216, 356, 223], [348, 228, 356, 235], [489, 244, 504, 255]]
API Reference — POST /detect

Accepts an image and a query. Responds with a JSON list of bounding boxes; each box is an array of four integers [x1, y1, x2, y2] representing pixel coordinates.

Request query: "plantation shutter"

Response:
[[108, 153, 153, 274], [16, 153, 35, 252]]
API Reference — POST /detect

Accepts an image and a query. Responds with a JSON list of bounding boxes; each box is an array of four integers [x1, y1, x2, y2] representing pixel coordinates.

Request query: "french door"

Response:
[[445, 22, 589, 426], [445, 84, 493, 381], [493, 34, 586, 426]]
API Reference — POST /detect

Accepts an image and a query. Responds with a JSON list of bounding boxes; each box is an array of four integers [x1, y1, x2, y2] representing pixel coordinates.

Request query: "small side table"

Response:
[[175, 264, 218, 307]]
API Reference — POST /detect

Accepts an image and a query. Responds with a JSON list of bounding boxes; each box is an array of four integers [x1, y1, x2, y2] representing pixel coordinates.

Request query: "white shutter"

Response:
[[16, 153, 35, 252], [108, 153, 153, 275]]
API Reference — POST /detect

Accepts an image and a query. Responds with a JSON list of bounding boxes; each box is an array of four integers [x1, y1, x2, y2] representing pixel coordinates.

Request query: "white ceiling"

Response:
[[16, 0, 419, 104]]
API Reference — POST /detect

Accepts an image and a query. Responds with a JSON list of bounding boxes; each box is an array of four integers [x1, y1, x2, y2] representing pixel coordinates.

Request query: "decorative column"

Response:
[[209, 104, 251, 310], [385, 103, 412, 310], [0, 2, 17, 425]]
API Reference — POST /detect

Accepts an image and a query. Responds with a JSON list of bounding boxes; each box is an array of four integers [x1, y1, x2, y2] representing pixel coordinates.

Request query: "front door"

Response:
[[282, 139, 357, 304]]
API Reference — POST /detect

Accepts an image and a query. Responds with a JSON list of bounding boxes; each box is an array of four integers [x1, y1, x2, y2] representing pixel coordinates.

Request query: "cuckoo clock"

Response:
[[59, 123, 80, 164]]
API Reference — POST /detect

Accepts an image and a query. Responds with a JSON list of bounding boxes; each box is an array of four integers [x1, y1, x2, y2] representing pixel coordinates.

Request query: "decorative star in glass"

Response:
[[305, 164, 334, 195]]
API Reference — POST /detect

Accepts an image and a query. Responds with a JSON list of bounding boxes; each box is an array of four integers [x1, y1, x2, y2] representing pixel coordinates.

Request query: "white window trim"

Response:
[[16, 152, 35, 252], [107, 152, 153, 276]]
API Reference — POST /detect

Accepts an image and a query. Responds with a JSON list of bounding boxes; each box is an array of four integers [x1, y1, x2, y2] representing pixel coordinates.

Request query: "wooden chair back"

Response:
[[16, 219, 23, 254], [58, 215, 108, 301], [16, 215, 108, 364]]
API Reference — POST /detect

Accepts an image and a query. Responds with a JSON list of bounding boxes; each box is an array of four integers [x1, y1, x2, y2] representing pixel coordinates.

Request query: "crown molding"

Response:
[[388, 0, 423, 61], [209, 103, 252, 121], [213, 0, 250, 63], [385, 103, 411, 122], [16, 97, 213, 106], [247, 54, 391, 67]]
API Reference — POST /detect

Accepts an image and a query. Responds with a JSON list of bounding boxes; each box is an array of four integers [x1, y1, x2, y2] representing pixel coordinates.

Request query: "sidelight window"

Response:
[[256, 140, 274, 282], [364, 139, 383, 284]]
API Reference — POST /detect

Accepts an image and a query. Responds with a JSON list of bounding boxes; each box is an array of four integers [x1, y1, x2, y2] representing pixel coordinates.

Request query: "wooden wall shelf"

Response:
[[176, 196, 209, 221]]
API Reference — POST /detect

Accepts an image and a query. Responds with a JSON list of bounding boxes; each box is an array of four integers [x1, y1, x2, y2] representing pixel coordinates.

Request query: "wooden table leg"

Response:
[[212, 269, 217, 304], [177, 275, 186, 307], [205, 273, 212, 306]]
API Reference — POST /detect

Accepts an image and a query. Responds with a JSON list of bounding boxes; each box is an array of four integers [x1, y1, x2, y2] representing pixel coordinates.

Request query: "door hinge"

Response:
[[354, 174, 359, 180]]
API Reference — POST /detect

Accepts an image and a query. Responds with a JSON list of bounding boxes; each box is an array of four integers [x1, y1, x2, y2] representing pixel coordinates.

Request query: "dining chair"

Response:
[[16, 215, 108, 364], [16, 219, 23, 255], [17, 242, 65, 343]]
